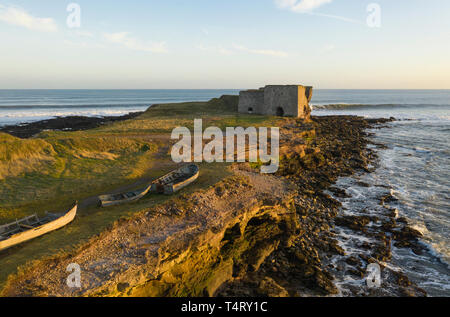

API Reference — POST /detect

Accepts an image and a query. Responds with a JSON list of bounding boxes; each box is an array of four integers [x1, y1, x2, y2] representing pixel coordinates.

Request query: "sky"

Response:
[[0, 0, 450, 89]]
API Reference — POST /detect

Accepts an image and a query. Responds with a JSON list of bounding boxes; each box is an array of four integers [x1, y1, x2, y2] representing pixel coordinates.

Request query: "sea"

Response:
[[0, 89, 448, 296], [0, 89, 241, 126], [311, 90, 450, 296]]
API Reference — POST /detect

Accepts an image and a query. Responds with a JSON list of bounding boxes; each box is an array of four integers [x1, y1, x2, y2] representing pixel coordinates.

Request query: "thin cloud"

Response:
[[63, 39, 105, 49], [275, 0, 333, 13], [0, 4, 57, 32], [197, 44, 233, 55], [309, 12, 363, 24], [63, 40, 89, 48], [74, 30, 94, 38], [274, 0, 363, 25], [233, 44, 288, 58], [320, 44, 335, 53], [103, 32, 168, 53]]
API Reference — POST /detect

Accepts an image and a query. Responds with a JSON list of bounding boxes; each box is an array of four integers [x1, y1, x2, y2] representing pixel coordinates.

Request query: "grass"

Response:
[[0, 96, 281, 289], [0, 134, 159, 220]]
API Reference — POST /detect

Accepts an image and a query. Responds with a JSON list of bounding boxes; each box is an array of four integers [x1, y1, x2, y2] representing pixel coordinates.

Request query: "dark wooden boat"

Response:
[[98, 184, 152, 207], [0, 203, 78, 252], [98, 164, 199, 207], [151, 164, 199, 195]]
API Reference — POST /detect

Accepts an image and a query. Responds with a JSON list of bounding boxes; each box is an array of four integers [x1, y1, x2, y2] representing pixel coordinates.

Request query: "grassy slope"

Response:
[[0, 96, 280, 288]]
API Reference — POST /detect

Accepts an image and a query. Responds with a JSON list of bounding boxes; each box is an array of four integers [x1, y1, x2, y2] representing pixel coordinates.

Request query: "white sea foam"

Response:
[[0, 107, 148, 127], [322, 104, 450, 295]]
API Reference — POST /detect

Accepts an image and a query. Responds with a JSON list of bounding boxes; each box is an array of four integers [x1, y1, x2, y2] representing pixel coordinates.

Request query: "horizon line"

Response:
[[1, 88, 450, 91]]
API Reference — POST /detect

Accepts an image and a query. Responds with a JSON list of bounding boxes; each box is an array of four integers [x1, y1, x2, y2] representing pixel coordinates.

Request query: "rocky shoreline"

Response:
[[216, 116, 425, 297], [0, 115, 427, 297], [0, 112, 143, 139]]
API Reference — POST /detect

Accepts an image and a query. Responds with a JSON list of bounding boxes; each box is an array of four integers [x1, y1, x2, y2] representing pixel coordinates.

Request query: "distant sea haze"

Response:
[[0, 89, 449, 127], [0, 89, 241, 126]]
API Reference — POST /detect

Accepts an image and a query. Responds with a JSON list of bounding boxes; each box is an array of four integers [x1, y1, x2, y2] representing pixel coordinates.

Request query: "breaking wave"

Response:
[[311, 103, 450, 110]]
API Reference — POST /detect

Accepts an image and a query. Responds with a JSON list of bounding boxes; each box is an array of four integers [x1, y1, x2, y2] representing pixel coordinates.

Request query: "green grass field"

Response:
[[0, 96, 280, 289]]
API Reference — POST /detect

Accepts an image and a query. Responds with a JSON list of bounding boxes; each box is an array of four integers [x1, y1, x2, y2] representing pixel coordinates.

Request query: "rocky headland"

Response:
[[0, 112, 143, 139], [1, 112, 427, 297]]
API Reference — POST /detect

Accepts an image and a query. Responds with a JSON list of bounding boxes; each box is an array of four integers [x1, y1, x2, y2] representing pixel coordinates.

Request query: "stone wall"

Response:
[[238, 85, 313, 118], [298, 85, 313, 119], [263, 85, 299, 117], [238, 89, 264, 114]]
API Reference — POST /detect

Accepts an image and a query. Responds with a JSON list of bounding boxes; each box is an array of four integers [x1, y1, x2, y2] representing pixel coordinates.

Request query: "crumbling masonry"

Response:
[[238, 85, 313, 118]]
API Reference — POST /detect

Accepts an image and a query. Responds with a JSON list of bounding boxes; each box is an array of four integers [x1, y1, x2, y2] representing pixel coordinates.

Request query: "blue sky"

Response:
[[0, 0, 449, 89]]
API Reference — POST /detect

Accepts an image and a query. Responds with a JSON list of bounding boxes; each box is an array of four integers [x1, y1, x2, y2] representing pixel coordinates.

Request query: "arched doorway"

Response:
[[276, 107, 285, 117], [248, 107, 254, 114]]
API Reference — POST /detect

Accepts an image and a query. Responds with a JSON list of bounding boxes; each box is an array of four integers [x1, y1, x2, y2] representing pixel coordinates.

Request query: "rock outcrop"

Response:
[[1, 171, 297, 297]]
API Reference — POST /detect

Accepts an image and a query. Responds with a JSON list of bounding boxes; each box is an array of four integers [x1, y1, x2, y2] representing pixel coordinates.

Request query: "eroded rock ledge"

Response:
[[2, 171, 297, 297]]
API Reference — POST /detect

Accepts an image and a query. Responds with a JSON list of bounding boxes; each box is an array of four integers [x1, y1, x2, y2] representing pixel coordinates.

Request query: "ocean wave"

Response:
[[311, 103, 450, 110], [0, 108, 147, 127], [0, 103, 152, 110]]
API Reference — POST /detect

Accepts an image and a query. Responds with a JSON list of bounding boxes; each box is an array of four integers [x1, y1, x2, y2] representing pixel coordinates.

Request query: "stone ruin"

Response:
[[238, 85, 313, 118]]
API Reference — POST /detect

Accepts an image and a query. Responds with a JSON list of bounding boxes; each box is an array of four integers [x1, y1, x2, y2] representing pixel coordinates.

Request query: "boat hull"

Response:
[[0, 204, 77, 252], [151, 164, 199, 195], [98, 164, 199, 207], [99, 184, 152, 207]]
